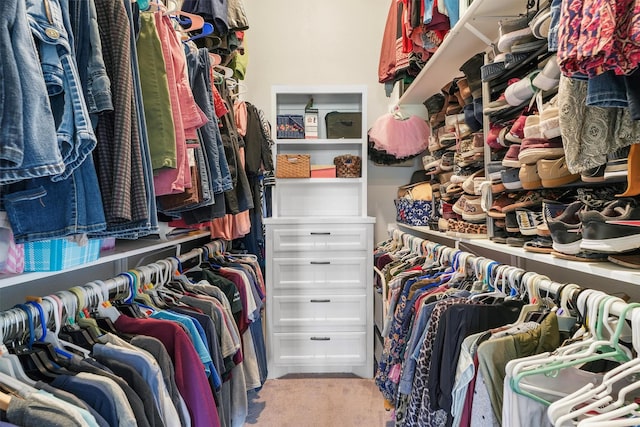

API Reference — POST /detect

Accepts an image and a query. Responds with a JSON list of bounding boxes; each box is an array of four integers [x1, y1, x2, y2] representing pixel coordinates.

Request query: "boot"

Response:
[[617, 143, 640, 197]]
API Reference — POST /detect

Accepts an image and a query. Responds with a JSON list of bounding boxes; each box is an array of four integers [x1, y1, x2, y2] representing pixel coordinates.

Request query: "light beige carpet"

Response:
[[246, 374, 394, 426]]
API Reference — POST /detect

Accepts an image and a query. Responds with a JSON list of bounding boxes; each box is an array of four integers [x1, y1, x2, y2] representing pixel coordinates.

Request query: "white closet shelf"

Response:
[[275, 139, 363, 146], [265, 216, 376, 225], [399, 223, 640, 286], [275, 178, 365, 184], [0, 230, 210, 290], [398, 0, 528, 105]]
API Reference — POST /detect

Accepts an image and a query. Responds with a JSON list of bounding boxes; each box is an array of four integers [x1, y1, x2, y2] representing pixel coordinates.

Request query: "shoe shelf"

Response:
[[398, 0, 529, 106], [398, 223, 640, 287]]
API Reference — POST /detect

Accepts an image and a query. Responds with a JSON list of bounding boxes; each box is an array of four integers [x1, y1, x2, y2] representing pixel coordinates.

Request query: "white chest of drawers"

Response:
[[264, 219, 375, 379]]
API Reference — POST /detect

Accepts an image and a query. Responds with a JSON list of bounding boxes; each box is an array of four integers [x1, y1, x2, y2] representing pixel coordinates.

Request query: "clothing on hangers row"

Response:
[[374, 229, 640, 427], [0, 240, 267, 427]]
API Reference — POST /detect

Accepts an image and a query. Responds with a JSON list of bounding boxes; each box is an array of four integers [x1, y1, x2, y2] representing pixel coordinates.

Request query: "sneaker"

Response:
[[488, 192, 521, 218], [523, 114, 542, 139], [422, 154, 439, 171], [506, 114, 528, 143], [574, 186, 622, 209], [462, 170, 485, 195], [518, 137, 565, 165], [505, 211, 520, 233], [473, 132, 484, 154], [523, 236, 554, 253], [608, 250, 640, 269], [515, 209, 544, 235], [507, 235, 534, 247], [446, 219, 462, 237], [451, 166, 481, 184], [487, 161, 506, 193], [504, 70, 540, 106], [484, 79, 521, 114], [440, 151, 455, 171], [459, 53, 484, 100], [502, 144, 522, 168], [546, 201, 584, 255], [461, 195, 486, 223], [452, 194, 469, 216], [457, 222, 488, 239], [604, 145, 630, 180], [532, 56, 561, 91], [486, 123, 507, 150], [539, 96, 561, 139], [502, 190, 543, 213], [491, 228, 509, 244], [579, 198, 640, 253], [498, 13, 535, 53], [501, 167, 523, 190], [519, 163, 542, 190], [441, 201, 459, 220], [538, 156, 580, 188], [580, 164, 606, 183], [460, 138, 476, 159]]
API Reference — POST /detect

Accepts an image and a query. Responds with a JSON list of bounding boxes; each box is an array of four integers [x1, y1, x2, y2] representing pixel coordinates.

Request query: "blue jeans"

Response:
[[548, 0, 561, 52], [626, 68, 640, 120], [69, 0, 113, 118], [26, 0, 97, 181], [4, 155, 106, 243], [186, 47, 233, 194], [584, 71, 628, 108], [0, 0, 64, 183]]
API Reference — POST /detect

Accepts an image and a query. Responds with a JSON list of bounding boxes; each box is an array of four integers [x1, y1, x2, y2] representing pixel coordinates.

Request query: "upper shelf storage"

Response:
[[270, 85, 369, 218], [398, 0, 531, 106], [272, 85, 367, 141]]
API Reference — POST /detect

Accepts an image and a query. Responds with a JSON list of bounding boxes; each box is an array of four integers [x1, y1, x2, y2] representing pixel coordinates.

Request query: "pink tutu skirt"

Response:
[[368, 114, 431, 159]]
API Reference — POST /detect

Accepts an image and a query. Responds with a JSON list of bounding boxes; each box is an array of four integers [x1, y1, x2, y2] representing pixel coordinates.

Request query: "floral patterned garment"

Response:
[[376, 272, 431, 401], [558, 0, 640, 77]]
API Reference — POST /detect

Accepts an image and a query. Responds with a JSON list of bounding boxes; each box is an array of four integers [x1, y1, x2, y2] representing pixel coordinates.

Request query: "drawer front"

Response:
[[271, 331, 367, 366], [272, 294, 367, 328], [272, 226, 368, 252], [272, 256, 366, 291]]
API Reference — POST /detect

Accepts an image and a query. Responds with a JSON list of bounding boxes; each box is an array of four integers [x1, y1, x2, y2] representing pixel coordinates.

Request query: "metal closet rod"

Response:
[[391, 229, 635, 321], [0, 240, 227, 343]]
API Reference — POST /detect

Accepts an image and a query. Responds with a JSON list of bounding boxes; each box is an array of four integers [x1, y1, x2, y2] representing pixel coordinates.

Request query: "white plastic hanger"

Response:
[[41, 295, 90, 358], [0, 310, 37, 386], [548, 301, 639, 425]]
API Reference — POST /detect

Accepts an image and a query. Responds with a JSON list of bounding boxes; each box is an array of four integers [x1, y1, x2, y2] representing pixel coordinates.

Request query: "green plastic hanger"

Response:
[[510, 296, 634, 406]]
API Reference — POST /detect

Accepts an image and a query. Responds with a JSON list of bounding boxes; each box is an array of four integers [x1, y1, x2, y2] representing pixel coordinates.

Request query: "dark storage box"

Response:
[[325, 112, 362, 139]]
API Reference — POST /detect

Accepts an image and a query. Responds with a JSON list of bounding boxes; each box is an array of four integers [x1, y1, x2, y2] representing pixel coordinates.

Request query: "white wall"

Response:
[[242, 0, 418, 242]]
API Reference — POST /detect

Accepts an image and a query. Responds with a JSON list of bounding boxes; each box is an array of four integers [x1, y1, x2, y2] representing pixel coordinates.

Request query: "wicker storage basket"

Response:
[[276, 154, 311, 178], [333, 154, 361, 178]]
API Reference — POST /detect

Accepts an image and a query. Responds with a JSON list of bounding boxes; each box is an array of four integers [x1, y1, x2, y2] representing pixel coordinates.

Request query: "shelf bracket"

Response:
[[463, 22, 494, 47]]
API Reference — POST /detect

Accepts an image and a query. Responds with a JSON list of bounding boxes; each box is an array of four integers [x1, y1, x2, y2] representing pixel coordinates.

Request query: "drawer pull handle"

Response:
[[310, 232, 331, 235], [310, 299, 331, 303], [310, 261, 330, 265], [310, 337, 330, 341]]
